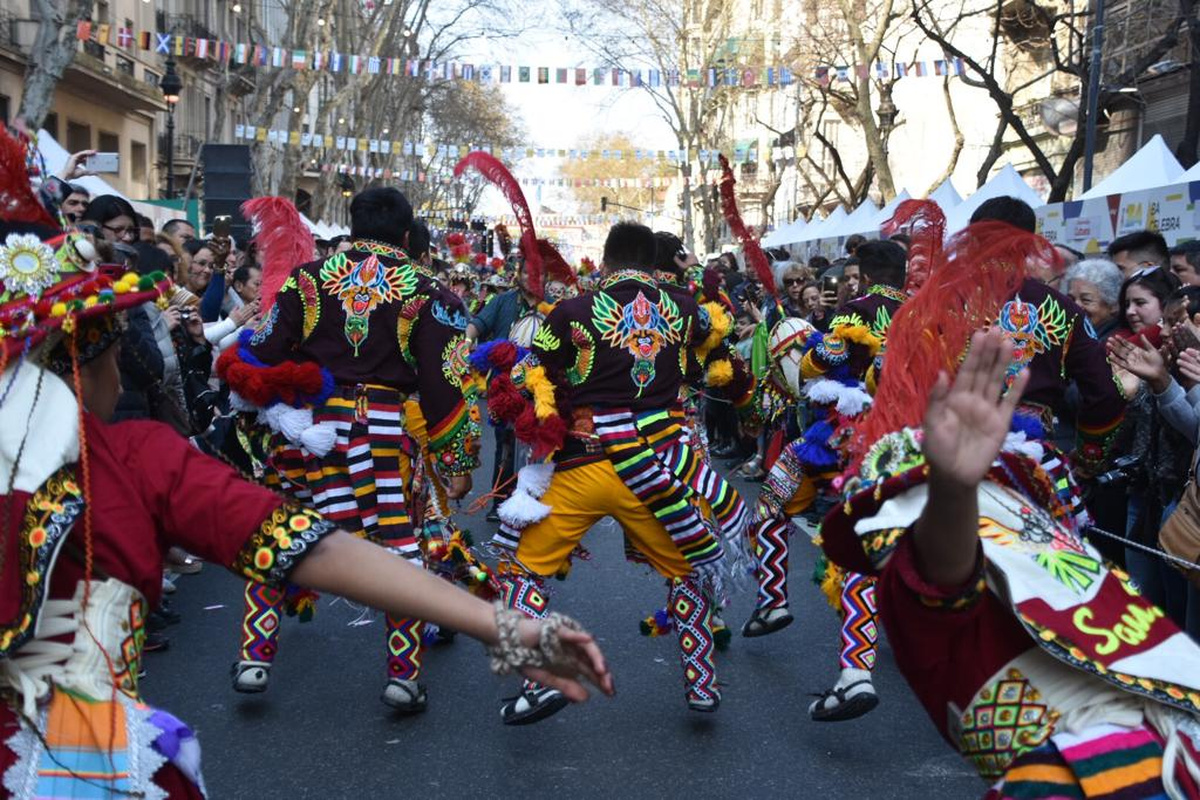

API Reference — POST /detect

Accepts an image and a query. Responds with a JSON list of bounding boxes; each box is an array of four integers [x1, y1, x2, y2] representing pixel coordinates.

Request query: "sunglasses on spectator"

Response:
[[1130, 264, 1161, 278], [783, 277, 804, 286]]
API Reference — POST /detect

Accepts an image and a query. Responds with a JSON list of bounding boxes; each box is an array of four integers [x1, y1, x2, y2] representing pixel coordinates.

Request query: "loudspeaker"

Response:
[[201, 144, 252, 242]]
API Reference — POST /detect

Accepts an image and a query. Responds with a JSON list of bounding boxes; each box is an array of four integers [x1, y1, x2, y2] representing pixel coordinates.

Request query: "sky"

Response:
[[469, 1, 677, 215]]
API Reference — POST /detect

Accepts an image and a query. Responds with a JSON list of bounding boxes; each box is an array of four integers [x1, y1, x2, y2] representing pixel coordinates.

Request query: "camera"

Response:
[[1094, 454, 1142, 488]]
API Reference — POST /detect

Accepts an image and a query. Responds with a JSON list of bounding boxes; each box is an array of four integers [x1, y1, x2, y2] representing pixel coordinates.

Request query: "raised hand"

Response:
[[1178, 348, 1200, 388], [1107, 335, 1169, 392], [516, 620, 615, 701], [922, 329, 1027, 490]]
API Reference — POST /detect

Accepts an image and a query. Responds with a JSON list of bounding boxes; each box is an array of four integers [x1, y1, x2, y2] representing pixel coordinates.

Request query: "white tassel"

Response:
[[1002, 431, 1044, 462], [498, 491, 552, 528], [300, 422, 338, 457], [516, 463, 554, 498], [276, 406, 314, 443], [804, 379, 873, 416], [229, 391, 257, 412]]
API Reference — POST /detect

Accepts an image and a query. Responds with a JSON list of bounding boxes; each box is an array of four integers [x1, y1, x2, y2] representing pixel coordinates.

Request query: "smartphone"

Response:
[[1174, 323, 1200, 354], [212, 215, 232, 238], [84, 152, 120, 173], [821, 275, 841, 295]]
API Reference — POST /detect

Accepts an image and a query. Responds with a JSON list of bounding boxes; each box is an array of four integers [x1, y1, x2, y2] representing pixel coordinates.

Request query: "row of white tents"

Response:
[[760, 134, 1200, 257]]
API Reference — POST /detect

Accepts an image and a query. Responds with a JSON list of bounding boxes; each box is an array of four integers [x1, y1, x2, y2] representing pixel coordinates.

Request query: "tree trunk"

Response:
[[17, 0, 96, 131]]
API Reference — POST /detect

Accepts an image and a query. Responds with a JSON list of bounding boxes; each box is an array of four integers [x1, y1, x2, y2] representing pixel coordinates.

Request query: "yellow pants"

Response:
[[783, 471, 832, 516], [516, 460, 693, 579]]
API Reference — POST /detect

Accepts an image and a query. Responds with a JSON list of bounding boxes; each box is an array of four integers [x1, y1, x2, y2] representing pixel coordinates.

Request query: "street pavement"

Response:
[[146, 430, 985, 798]]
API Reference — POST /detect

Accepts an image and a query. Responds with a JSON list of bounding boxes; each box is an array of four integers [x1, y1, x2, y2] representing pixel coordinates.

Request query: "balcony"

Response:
[[157, 132, 204, 167], [65, 49, 167, 113]]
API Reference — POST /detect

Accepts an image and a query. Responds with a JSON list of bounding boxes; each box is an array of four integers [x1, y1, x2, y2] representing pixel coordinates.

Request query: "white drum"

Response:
[[768, 316, 816, 399], [509, 311, 545, 349]]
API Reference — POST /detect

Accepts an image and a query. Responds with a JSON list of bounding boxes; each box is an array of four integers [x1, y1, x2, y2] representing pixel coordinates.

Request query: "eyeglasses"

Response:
[[103, 223, 137, 240], [1130, 264, 1161, 279], [783, 277, 804, 286]]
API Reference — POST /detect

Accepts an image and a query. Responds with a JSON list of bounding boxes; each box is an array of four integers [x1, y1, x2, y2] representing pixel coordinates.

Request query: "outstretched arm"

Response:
[[290, 531, 615, 702], [914, 329, 1028, 587]]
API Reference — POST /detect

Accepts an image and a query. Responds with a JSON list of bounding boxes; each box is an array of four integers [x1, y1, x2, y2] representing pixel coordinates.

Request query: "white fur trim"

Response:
[[1002, 431, 1045, 462], [229, 390, 257, 412], [804, 378, 873, 416], [497, 463, 555, 528], [0, 364, 79, 493]]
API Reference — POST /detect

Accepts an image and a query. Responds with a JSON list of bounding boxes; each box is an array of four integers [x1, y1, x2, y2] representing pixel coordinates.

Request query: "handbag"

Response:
[[1158, 477, 1200, 589]]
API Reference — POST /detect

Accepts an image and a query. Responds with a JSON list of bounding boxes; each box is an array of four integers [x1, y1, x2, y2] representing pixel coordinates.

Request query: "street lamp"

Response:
[[160, 58, 183, 199]]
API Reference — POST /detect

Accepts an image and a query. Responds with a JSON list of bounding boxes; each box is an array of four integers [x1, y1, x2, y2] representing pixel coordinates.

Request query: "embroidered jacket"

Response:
[[229, 240, 479, 473], [803, 284, 905, 389], [997, 278, 1125, 465], [532, 269, 707, 412]]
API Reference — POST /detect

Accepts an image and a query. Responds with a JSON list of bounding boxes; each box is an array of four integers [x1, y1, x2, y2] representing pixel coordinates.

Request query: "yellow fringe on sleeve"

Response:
[[695, 301, 731, 363], [524, 365, 558, 420], [705, 358, 733, 387]]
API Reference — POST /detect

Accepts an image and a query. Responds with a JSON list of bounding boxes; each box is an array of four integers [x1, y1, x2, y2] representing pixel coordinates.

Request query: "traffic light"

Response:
[[601, 196, 608, 212]]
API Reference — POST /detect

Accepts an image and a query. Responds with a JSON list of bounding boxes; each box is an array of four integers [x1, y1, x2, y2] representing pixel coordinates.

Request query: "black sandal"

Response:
[[500, 686, 569, 726], [741, 607, 794, 637], [809, 680, 878, 722]]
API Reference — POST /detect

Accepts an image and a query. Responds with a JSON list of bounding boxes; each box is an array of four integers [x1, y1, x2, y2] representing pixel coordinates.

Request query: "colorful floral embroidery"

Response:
[[396, 293, 430, 365], [996, 294, 1069, 391], [592, 289, 684, 396], [234, 504, 338, 587], [1, 466, 83, 656], [320, 252, 416, 355], [442, 335, 472, 387], [296, 270, 321, 340], [250, 303, 279, 346], [353, 239, 407, 259], [601, 269, 657, 290], [868, 284, 907, 304], [567, 321, 595, 385], [956, 668, 1058, 779], [532, 323, 561, 353], [431, 298, 468, 331]]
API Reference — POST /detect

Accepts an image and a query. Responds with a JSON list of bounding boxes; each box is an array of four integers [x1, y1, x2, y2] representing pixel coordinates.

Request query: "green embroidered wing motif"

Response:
[[873, 304, 893, 340], [1036, 294, 1069, 350], [658, 290, 685, 342], [532, 323, 562, 352], [592, 291, 623, 348], [1034, 549, 1101, 593], [829, 311, 866, 329]]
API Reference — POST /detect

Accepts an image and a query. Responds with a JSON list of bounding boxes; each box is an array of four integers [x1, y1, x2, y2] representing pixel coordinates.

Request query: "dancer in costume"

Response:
[[742, 238, 907, 722], [820, 227, 1200, 795], [217, 188, 483, 713], [0, 139, 612, 798], [468, 218, 734, 723]]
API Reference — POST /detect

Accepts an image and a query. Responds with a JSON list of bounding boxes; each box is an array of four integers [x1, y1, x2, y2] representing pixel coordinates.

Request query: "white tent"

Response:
[[927, 179, 963, 209], [761, 216, 808, 247], [1181, 159, 1200, 182], [945, 164, 1044, 233], [826, 199, 880, 238], [1078, 134, 1185, 200], [870, 189, 913, 229], [798, 206, 847, 242]]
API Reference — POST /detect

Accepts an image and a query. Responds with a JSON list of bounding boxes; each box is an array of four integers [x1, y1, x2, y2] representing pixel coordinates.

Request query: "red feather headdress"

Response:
[[241, 197, 315, 312], [717, 154, 776, 298], [454, 153, 555, 298], [845, 221, 1051, 468], [881, 199, 945, 295], [0, 128, 56, 227]]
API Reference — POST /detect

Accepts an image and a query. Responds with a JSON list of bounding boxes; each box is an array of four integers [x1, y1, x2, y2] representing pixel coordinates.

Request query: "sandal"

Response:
[[382, 678, 428, 713], [741, 607, 794, 638], [500, 686, 568, 726], [808, 680, 878, 722]]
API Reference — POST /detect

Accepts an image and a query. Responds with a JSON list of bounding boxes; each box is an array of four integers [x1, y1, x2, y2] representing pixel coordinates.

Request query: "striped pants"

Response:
[[241, 384, 426, 680]]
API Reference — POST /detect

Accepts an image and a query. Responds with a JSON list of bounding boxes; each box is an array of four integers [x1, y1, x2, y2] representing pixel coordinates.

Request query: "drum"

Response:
[[768, 316, 816, 399], [509, 311, 545, 349]]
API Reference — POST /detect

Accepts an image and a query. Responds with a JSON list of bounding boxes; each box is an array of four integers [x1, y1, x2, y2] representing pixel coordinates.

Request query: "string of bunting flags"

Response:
[[324, 160, 688, 189], [76, 21, 969, 87], [234, 123, 749, 164]]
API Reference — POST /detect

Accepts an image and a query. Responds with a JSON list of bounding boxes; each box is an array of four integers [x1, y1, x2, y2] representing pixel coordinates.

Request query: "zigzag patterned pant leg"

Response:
[[498, 573, 550, 691], [669, 577, 719, 703], [240, 581, 284, 663], [752, 519, 790, 611], [385, 615, 425, 681], [839, 571, 878, 671]]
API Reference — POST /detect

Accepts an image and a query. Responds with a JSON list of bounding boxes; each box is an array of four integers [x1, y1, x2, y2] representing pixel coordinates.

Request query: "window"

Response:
[[130, 141, 147, 184], [66, 121, 91, 153], [116, 55, 134, 76], [144, 70, 160, 88], [99, 131, 120, 156], [43, 112, 58, 139]]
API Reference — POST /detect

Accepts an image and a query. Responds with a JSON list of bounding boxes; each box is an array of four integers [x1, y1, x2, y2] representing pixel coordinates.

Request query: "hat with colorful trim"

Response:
[[0, 128, 173, 363]]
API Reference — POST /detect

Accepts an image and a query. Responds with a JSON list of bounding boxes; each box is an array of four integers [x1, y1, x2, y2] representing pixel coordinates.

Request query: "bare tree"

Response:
[[16, 0, 96, 130]]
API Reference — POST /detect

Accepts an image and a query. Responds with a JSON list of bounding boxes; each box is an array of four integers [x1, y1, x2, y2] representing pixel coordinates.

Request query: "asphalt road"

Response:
[[145, 428, 985, 799]]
